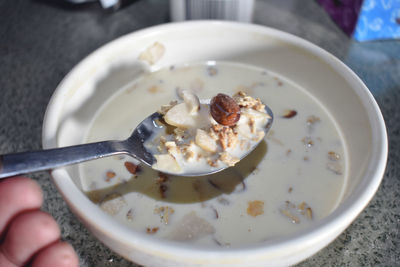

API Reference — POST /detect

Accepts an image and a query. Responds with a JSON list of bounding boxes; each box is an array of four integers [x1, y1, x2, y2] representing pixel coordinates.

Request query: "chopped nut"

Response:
[[211, 124, 223, 132], [233, 91, 265, 112], [124, 161, 139, 175], [180, 143, 196, 161], [207, 158, 218, 167], [208, 127, 219, 140], [173, 128, 187, 142], [165, 141, 180, 156], [281, 201, 313, 223], [298, 202, 306, 211], [106, 171, 116, 178], [282, 110, 297, 118], [280, 209, 300, 224], [247, 201, 264, 217], [146, 227, 159, 234], [219, 152, 239, 167], [105, 171, 116, 182], [306, 115, 321, 132], [328, 151, 340, 161], [184, 150, 195, 161], [213, 125, 238, 151], [154, 206, 175, 224]]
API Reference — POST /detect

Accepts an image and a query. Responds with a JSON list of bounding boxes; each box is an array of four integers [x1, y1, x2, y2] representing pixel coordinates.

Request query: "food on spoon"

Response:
[[146, 90, 271, 174], [181, 89, 201, 115], [210, 93, 241, 126], [195, 129, 218, 153]]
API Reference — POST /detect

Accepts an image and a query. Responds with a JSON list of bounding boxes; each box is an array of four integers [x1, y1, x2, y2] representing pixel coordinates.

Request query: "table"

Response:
[[1, 0, 399, 266]]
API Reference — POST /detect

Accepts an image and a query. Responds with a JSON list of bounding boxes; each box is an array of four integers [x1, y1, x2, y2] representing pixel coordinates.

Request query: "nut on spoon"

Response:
[[0, 104, 273, 179]]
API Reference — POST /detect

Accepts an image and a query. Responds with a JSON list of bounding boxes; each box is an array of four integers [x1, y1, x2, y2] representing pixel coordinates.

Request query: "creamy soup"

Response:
[[80, 62, 347, 247]]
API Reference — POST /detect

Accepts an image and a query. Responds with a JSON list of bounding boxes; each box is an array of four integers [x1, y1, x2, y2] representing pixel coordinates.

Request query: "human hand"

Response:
[[0, 177, 79, 267]]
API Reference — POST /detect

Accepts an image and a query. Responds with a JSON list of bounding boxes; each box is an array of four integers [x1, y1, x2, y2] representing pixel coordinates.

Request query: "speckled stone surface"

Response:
[[0, 0, 399, 266]]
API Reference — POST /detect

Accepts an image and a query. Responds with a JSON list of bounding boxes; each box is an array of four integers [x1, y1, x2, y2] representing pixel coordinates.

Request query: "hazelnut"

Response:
[[210, 93, 241, 126]]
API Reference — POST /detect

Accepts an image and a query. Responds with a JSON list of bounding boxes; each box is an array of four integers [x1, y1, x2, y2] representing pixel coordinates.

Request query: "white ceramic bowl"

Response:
[[42, 21, 387, 266]]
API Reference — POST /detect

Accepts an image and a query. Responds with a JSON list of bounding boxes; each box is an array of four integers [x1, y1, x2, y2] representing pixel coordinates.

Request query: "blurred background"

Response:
[[1, 0, 399, 266]]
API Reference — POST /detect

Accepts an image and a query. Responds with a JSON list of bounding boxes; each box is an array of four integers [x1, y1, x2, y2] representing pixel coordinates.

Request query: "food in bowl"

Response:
[[147, 90, 271, 174], [80, 61, 347, 247]]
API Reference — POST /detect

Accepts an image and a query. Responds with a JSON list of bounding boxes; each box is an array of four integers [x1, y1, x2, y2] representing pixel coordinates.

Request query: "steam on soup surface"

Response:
[[80, 62, 347, 247]]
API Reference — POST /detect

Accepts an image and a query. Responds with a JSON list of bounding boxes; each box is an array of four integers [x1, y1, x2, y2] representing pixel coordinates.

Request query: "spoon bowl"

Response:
[[0, 104, 273, 179]]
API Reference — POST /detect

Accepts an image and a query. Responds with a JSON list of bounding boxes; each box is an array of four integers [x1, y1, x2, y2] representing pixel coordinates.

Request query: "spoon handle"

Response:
[[0, 141, 126, 179]]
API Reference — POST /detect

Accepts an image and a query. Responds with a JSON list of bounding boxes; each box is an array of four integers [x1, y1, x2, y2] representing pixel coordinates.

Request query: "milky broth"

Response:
[[80, 62, 347, 247]]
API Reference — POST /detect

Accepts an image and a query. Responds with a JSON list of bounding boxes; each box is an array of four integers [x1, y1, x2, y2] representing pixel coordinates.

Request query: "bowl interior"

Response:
[[42, 21, 387, 265]]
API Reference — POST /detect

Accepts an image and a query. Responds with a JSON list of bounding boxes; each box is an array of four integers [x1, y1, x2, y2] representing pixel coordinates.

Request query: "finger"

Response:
[[0, 253, 16, 267], [0, 177, 43, 235], [0, 211, 60, 266], [31, 242, 79, 267]]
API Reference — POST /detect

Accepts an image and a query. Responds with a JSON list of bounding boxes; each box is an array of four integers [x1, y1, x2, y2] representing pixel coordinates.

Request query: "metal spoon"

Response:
[[0, 106, 273, 179]]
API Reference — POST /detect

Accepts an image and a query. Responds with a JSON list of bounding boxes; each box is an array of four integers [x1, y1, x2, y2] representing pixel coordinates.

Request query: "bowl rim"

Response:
[[42, 20, 388, 261]]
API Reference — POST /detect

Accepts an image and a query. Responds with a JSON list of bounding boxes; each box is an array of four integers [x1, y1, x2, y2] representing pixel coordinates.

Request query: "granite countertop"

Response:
[[1, 0, 399, 266]]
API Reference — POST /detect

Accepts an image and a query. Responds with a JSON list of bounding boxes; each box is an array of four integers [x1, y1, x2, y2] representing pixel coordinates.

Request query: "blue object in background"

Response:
[[319, 0, 400, 41], [354, 0, 400, 41]]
